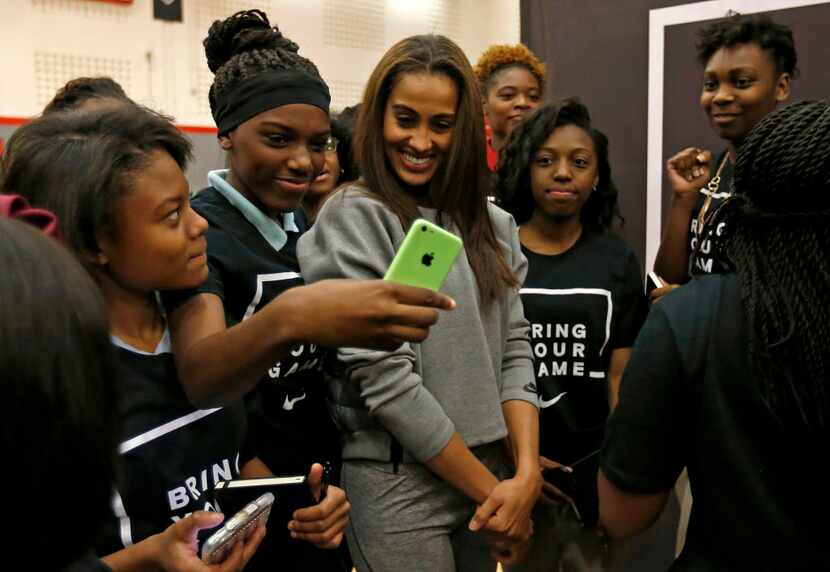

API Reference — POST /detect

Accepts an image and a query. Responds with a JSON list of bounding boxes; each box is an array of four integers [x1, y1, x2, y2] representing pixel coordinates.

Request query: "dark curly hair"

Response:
[[332, 106, 359, 184], [496, 99, 622, 230], [204, 9, 324, 122], [725, 100, 830, 430], [43, 76, 132, 114], [697, 14, 798, 77]]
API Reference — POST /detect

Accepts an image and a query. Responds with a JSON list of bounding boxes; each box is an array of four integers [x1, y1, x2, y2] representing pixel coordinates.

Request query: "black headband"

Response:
[[214, 70, 331, 135]]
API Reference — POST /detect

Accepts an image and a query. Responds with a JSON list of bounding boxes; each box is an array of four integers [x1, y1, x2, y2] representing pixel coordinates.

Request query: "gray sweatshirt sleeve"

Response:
[[495, 209, 539, 407], [297, 190, 456, 461]]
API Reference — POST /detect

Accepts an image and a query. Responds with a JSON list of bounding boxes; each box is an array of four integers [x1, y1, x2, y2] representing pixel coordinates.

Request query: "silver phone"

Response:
[[200, 492, 274, 564]]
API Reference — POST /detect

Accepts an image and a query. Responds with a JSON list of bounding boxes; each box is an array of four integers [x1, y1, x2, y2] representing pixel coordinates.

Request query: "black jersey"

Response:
[[95, 333, 246, 555], [163, 175, 339, 477]]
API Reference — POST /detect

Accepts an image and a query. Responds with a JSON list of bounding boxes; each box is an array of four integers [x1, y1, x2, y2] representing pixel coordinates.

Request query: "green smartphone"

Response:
[[384, 218, 463, 291]]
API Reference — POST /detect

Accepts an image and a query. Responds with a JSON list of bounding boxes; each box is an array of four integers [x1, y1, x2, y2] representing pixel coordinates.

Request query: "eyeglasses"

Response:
[[325, 136, 339, 153]]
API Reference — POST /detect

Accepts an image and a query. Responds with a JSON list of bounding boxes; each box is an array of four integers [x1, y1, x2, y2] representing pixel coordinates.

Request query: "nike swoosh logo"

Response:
[[282, 393, 307, 411], [540, 392, 567, 409]]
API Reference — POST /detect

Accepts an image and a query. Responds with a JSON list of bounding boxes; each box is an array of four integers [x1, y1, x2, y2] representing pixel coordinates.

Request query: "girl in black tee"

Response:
[[3, 106, 263, 570], [653, 15, 796, 290], [497, 100, 647, 571]]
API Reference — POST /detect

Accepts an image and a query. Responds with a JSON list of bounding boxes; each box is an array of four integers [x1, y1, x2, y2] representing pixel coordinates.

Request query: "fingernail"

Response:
[[290, 531, 298, 539], [288, 521, 295, 530]]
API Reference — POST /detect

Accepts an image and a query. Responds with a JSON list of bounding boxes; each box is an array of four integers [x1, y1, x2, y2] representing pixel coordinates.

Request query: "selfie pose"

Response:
[[299, 34, 540, 571], [161, 11, 453, 570]]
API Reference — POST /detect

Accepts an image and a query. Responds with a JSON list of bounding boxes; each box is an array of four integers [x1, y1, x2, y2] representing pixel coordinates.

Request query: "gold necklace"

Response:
[[696, 154, 730, 232]]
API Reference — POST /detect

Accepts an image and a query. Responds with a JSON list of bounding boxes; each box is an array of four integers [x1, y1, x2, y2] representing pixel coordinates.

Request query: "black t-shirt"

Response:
[[163, 186, 338, 476], [95, 337, 247, 556], [601, 274, 830, 570], [520, 230, 647, 523], [688, 151, 734, 277]]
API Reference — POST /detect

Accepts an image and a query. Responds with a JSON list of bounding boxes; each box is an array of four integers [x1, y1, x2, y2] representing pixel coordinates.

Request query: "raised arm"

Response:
[[653, 148, 712, 284], [168, 277, 453, 408], [298, 192, 502, 501]]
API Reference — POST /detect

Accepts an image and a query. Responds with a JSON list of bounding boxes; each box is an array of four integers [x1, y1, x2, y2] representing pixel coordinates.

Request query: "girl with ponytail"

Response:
[[163, 10, 454, 570]]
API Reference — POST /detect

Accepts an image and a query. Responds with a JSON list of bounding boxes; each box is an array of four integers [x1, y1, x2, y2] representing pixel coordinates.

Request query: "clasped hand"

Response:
[[468, 471, 542, 565]]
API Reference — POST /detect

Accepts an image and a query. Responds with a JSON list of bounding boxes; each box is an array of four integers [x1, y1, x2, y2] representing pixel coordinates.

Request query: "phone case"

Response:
[[646, 271, 664, 295], [201, 492, 274, 564], [209, 475, 316, 554], [384, 219, 463, 291]]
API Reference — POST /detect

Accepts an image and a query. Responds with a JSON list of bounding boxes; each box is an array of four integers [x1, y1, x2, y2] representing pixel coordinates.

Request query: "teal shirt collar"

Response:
[[207, 169, 299, 253]]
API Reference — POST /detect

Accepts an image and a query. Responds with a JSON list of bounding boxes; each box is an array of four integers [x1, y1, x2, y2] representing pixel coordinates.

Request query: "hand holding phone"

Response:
[[201, 492, 274, 564], [385, 218, 463, 292], [647, 272, 681, 302], [288, 462, 350, 550], [646, 271, 664, 296]]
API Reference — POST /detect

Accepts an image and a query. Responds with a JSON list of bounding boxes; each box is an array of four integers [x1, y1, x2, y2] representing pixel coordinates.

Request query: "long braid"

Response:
[[726, 100, 830, 430]]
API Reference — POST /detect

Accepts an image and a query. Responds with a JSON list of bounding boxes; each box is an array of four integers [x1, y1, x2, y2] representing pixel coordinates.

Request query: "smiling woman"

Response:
[[653, 14, 798, 287], [382, 71, 458, 188], [298, 34, 541, 571]]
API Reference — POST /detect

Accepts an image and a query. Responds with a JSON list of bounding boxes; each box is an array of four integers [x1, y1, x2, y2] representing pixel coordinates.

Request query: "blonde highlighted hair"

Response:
[[474, 43, 546, 94]]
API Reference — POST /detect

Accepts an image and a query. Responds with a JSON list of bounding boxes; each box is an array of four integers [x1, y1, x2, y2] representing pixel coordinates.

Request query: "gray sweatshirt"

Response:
[[297, 187, 538, 463]]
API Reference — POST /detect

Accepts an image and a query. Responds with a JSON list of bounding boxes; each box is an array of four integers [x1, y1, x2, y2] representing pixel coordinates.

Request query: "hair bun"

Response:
[[204, 9, 300, 74]]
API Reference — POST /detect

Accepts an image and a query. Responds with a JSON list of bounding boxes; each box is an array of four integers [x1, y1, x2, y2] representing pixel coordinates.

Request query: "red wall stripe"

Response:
[[0, 115, 217, 135], [0, 116, 30, 126]]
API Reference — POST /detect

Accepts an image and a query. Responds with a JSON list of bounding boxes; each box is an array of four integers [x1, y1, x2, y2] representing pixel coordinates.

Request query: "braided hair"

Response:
[[204, 9, 323, 121], [726, 100, 830, 430], [496, 99, 622, 230]]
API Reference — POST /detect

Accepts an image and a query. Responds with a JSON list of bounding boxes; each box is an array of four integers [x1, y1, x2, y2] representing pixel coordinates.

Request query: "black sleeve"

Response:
[[600, 304, 688, 493], [610, 250, 648, 349]]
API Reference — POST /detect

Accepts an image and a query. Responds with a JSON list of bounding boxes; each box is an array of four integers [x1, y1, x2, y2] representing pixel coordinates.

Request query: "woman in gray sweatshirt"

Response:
[[298, 34, 541, 571]]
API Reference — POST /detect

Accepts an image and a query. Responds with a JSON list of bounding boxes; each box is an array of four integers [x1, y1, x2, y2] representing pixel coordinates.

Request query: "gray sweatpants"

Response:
[[342, 442, 507, 572]]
